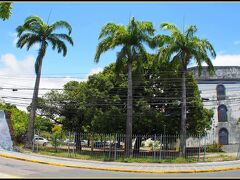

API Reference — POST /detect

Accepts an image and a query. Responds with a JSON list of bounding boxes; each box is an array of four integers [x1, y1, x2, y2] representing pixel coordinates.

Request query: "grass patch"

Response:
[[16, 145, 237, 164]]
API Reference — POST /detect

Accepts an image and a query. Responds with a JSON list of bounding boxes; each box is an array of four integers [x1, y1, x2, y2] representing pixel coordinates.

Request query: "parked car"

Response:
[[94, 141, 110, 148], [81, 140, 88, 146], [33, 136, 49, 146], [63, 139, 75, 145], [63, 139, 88, 146]]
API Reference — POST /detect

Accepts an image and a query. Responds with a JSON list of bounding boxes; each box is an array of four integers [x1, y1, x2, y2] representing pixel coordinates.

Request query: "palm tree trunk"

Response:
[[180, 65, 187, 157], [25, 42, 46, 148], [125, 59, 133, 156]]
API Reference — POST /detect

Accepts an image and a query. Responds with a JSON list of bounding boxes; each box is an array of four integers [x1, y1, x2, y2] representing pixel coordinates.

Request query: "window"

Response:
[[218, 105, 228, 122], [219, 128, 228, 145], [216, 84, 226, 100]]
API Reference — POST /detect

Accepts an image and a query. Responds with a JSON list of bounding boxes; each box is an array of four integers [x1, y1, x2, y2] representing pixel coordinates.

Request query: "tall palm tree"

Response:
[[94, 17, 155, 155], [16, 16, 73, 148], [154, 22, 216, 157]]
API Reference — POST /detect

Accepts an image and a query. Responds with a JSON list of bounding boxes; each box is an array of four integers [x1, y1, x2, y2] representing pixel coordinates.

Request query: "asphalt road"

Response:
[[0, 156, 240, 178]]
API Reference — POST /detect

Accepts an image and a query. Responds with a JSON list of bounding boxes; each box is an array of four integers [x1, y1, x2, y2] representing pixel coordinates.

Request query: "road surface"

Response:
[[0, 156, 240, 178]]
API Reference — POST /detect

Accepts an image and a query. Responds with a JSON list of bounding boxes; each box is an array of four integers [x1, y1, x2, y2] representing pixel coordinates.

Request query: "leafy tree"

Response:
[[51, 125, 63, 152], [34, 116, 54, 133], [16, 16, 74, 148], [0, 103, 28, 143], [94, 17, 155, 155], [153, 22, 216, 156], [37, 56, 213, 153], [0, 2, 12, 21]]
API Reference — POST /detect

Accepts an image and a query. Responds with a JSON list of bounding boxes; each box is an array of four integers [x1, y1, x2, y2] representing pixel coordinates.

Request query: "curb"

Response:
[[0, 153, 240, 174]]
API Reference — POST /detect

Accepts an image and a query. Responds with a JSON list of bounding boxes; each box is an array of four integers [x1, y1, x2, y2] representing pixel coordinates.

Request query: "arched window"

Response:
[[216, 84, 226, 100], [218, 105, 228, 122], [219, 128, 228, 145]]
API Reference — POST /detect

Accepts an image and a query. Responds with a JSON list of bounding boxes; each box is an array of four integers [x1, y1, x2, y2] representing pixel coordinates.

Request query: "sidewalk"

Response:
[[0, 149, 240, 174], [0, 172, 20, 178]]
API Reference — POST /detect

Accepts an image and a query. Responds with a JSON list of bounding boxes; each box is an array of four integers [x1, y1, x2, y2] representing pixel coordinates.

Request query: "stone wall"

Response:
[[4, 110, 16, 147]]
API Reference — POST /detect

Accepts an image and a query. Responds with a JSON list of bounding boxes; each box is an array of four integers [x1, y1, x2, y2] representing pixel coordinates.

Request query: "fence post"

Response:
[[159, 134, 162, 160], [36, 130, 39, 153], [198, 134, 200, 161], [67, 132, 70, 158], [108, 134, 112, 160], [154, 134, 156, 160], [114, 134, 117, 161], [236, 134, 240, 160], [204, 135, 206, 161], [32, 129, 35, 152]]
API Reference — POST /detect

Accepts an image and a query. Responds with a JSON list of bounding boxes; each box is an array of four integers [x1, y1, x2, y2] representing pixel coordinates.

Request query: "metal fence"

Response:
[[32, 130, 240, 162]]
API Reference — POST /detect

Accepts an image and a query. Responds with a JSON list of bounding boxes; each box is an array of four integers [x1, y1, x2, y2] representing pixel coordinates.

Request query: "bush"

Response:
[[206, 143, 223, 152]]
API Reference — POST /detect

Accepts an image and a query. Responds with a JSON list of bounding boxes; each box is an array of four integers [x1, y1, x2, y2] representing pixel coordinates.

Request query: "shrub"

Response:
[[206, 143, 223, 152]]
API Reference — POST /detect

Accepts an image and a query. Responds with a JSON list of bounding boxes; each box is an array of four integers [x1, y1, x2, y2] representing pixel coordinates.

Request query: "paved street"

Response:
[[0, 156, 240, 178]]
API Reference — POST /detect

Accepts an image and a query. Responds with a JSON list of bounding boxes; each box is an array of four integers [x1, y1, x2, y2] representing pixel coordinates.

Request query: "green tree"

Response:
[[16, 16, 74, 148], [94, 17, 155, 155], [51, 125, 63, 152], [153, 22, 216, 157], [0, 2, 12, 21], [38, 58, 213, 153]]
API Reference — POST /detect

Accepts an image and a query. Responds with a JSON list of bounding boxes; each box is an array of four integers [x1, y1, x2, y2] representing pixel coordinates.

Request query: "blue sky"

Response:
[[1, 2, 240, 109], [1, 2, 240, 75]]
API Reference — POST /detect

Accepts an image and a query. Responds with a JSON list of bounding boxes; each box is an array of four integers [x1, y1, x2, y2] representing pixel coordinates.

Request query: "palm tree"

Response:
[[154, 22, 216, 157], [94, 17, 155, 155], [16, 16, 73, 148]]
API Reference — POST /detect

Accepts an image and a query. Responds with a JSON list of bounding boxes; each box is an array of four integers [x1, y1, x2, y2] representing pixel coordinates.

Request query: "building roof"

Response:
[[188, 66, 240, 82]]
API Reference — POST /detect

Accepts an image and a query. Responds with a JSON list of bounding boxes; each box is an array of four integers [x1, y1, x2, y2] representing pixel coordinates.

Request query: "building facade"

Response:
[[189, 66, 240, 145]]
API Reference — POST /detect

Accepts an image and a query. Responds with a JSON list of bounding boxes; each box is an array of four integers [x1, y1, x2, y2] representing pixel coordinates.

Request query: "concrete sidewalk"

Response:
[[0, 149, 240, 174], [0, 173, 20, 178]]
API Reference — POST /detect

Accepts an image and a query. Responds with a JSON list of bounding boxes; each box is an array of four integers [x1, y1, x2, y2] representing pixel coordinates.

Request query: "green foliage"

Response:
[[51, 125, 63, 152], [35, 116, 54, 132], [0, 102, 54, 143], [38, 56, 213, 135], [16, 15, 74, 74], [237, 118, 240, 125], [0, 103, 28, 142], [154, 22, 216, 75], [206, 143, 223, 152], [0, 2, 12, 21]]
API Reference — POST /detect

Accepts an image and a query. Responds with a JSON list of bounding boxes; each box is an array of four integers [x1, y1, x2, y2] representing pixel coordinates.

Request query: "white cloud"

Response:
[[0, 54, 35, 75], [0, 54, 81, 111], [189, 53, 240, 67], [89, 67, 103, 76]]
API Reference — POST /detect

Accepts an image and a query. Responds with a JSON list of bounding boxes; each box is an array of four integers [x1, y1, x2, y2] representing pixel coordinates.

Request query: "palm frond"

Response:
[[55, 39, 68, 56], [24, 16, 44, 25], [115, 46, 128, 73], [94, 36, 115, 63], [99, 23, 125, 40], [160, 22, 180, 34], [51, 20, 72, 35], [49, 33, 74, 46], [16, 33, 34, 49], [185, 25, 197, 38], [25, 35, 41, 50]]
